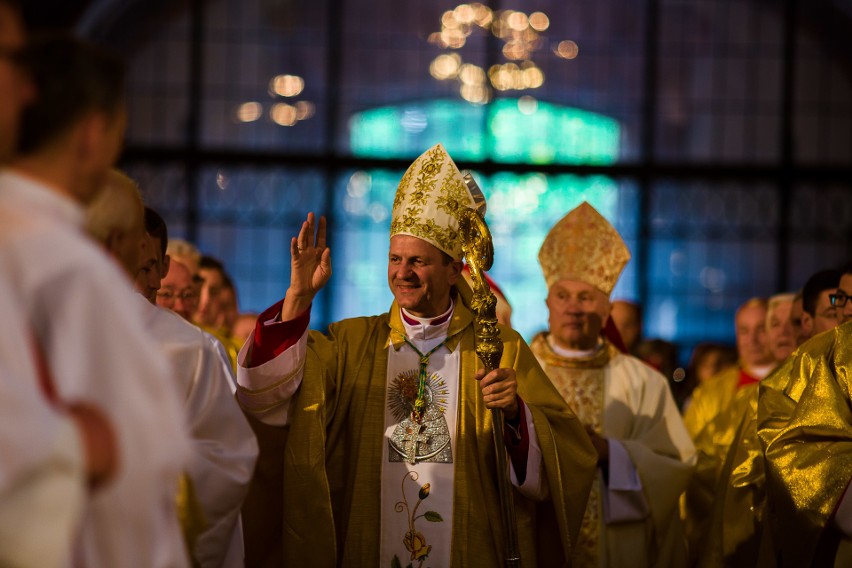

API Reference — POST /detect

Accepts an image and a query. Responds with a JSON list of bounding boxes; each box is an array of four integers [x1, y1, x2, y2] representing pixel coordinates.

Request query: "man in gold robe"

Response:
[[681, 298, 774, 556], [684, 298, 775, 439], [530, 202, 696, 567], [758, 263, 851, 565], [687, 293, 795, 566], [696, 269, 846, 566], [236, 144, 598, 566]]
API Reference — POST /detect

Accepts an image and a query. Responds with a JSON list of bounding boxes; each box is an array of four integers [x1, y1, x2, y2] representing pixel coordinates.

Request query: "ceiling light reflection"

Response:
[[235, 101, 262, 122], [270, 103, 298, 126], [554, 40, 579, 60], [270, 74, 304, 97]]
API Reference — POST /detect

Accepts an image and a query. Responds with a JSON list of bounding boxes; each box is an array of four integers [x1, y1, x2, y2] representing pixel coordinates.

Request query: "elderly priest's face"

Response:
[[388, 235, 462, 318], [546, 279, 612, 351]]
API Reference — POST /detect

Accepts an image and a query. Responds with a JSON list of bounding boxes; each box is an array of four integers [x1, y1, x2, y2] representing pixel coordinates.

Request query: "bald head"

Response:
[[85, 169, 145, 278]]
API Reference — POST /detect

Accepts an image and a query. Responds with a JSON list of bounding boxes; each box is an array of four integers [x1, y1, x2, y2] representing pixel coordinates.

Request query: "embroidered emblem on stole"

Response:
[[387, 369, 453, 464]]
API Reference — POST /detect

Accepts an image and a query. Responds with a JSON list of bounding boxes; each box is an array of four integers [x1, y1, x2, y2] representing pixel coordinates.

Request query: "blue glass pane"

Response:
[[188, 168, 329, 325]]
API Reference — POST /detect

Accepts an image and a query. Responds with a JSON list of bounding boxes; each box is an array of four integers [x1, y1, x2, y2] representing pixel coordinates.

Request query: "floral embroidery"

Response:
[[392, 472, 443, 568]]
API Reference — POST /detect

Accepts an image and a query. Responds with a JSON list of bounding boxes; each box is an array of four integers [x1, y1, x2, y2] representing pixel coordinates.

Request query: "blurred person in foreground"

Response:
[[0, 33, 189, 567], [530, 202, 695, 568], [0, 5, 118, 566]]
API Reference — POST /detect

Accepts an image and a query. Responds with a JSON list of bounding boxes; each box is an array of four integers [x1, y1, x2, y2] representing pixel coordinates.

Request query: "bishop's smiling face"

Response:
[[387, 235, 462, 318]]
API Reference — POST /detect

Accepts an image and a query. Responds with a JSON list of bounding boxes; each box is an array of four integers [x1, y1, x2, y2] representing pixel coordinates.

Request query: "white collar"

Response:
[[746, 364, 774, 380], [547, 333, 605, 359], [400, 300, 454, 342]]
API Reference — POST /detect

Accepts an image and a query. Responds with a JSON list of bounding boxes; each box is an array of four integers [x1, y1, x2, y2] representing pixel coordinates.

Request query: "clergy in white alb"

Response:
[[85, 170, 259, 568], [532, 202, 696, 568]]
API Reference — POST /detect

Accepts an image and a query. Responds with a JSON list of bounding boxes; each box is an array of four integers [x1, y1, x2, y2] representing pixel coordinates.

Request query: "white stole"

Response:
[[380, 309, 459, 568]]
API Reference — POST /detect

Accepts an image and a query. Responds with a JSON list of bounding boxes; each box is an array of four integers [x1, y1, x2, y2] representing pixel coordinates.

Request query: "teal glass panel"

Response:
[[349, 98, 620, 165]]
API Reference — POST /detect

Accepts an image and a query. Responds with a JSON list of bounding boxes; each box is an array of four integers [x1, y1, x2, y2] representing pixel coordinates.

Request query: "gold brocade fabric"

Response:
[[176, 473, 206, 567], [390, 143, 483, 260], [758, 322, 852, 566], [683, 365, 748, 563], [530, 333, 617, 568], [696, 383, 766, 568], [252, 280, 598, 567], [537, 202, 630, 295], [201, 325, 240, 374], [683, 365, 742, 440]]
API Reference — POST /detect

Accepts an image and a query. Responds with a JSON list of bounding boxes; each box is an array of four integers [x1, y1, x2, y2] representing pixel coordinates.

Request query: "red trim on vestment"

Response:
[[248, 299, 311, 366]]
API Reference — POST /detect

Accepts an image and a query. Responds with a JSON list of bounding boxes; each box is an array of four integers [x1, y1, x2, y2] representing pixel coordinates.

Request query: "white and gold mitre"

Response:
[[390, 143, 485, 260], [538, 201, 631, 295]]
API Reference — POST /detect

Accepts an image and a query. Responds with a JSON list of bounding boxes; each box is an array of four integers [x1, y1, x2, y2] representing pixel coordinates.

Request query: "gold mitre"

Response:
[[538, 202, 631, 295], [390, 143, 485, 260]]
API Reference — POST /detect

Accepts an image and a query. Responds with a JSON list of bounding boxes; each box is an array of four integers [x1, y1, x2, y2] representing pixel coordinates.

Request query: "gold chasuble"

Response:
[[759, 322, 852, 566], [694, 383, 768, 567], [683, 365, 743, 440], [531, 333, 694, 568], [269, 281, 596, 567]]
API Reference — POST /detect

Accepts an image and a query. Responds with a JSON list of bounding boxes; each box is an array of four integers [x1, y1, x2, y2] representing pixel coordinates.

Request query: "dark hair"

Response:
[[144, 207, 168, 258], [17, 33, 126, 155], [801, 269, 842, 316], [200, 255, 236, 293], [839, 261, 852, 277], [200, 255, 226, 273]]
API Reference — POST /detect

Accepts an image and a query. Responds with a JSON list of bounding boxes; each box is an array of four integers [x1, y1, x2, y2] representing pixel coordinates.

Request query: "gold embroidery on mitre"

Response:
[[538, 201, 631, 295], [390, 143, 482, 260]]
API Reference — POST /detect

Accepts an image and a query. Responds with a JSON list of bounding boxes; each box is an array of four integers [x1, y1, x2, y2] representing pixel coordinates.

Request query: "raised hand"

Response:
[[281, 212, 332, 321]]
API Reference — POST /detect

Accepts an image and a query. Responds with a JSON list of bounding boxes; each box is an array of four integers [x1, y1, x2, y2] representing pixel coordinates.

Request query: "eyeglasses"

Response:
[[157, 290, 199, 302], [829, 290, 850, 308]]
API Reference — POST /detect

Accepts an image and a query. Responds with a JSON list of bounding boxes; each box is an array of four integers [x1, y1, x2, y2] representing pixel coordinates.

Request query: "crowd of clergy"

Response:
[[1, 2, 852, 566]]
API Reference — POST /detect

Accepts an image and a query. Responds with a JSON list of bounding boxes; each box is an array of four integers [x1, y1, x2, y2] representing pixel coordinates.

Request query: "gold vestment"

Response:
[[531, 334, 695, 568], [759, 322, 852, 565], [245, 285, 598, 567]]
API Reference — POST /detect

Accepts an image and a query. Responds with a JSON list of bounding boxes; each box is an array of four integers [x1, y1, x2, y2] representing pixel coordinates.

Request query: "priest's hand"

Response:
[[475, 367, 519, 420], [281, 212, 332, 321]]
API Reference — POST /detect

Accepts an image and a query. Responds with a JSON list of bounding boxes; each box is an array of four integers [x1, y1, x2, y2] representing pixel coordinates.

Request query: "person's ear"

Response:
[[104, 227, 122, 258], [447, 260, 463, 283], [76, 112, 108, 166], [162, 254, 171, 279], [801, 311, 814, 336]]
